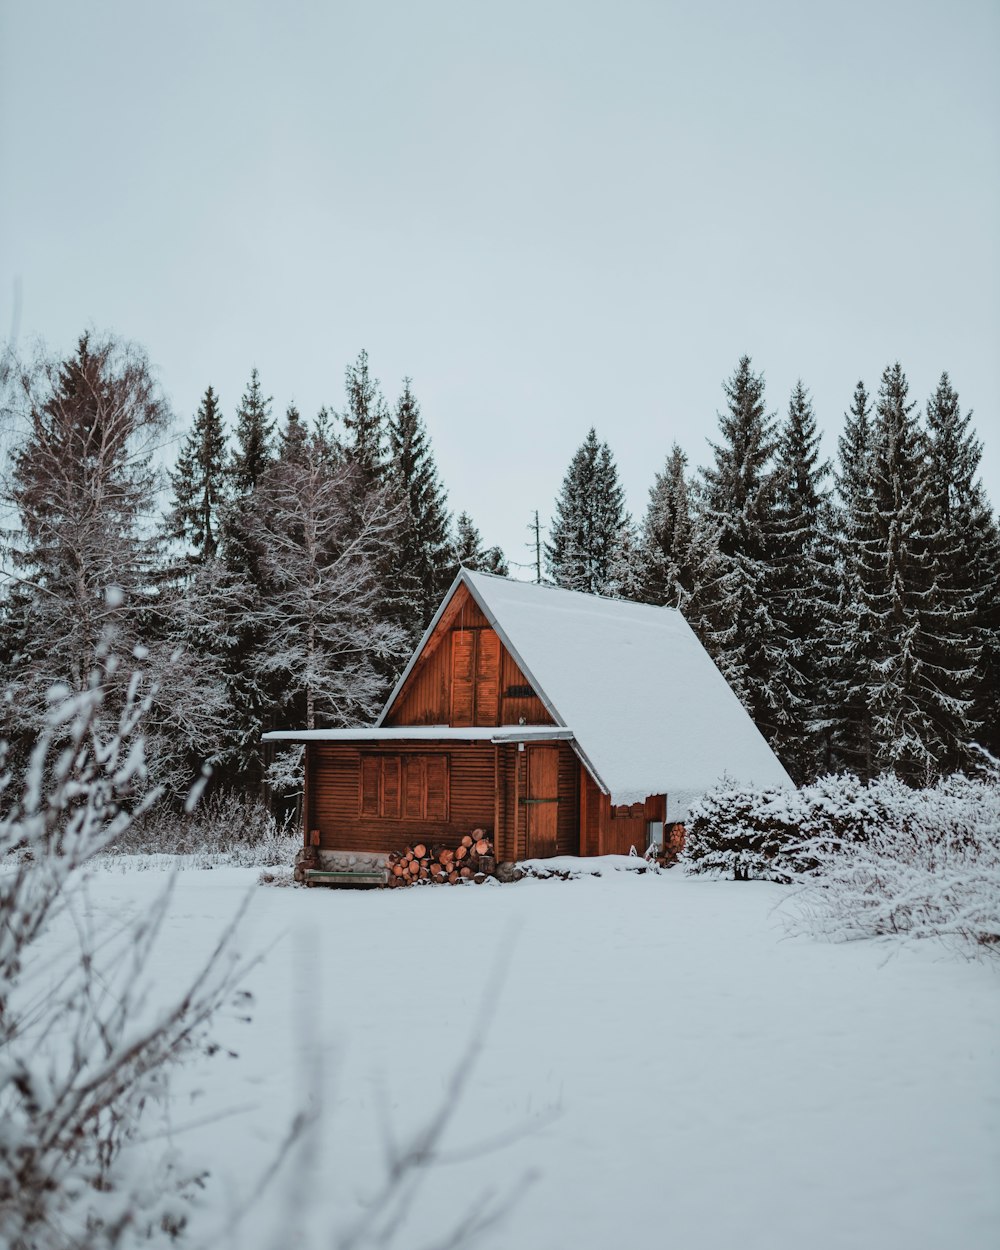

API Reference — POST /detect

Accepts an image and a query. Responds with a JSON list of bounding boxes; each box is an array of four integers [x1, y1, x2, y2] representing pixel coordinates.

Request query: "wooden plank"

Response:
[[450, 630, 475, 726], [493, 744, 500, 862], [360, 756, 380, 817], [402, 756, 424, 819], [525, 745, 559, 858], [475, 629, 501, 724], [381, 756, 401, 819], [424, 755, 448, 821]]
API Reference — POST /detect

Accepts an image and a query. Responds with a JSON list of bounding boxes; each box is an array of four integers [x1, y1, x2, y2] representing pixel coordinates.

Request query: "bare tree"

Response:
[[0, 641, 254, 1248]]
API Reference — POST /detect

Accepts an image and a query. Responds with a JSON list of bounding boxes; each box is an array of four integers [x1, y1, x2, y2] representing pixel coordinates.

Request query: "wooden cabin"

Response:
[[263, 570, 791, 874]]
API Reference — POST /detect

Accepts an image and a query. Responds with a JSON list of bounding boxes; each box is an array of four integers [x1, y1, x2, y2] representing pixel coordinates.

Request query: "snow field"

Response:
[[63, 865, 1000, 1250]]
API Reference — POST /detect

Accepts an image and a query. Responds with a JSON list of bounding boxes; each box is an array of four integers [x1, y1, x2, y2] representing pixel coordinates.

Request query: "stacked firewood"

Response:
[[387, 830, 496, 886]]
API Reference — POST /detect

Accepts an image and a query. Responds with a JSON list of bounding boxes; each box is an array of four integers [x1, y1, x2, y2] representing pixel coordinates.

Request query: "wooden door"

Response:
[[450, 628, 501, 725], [525, 745, 559, 859]]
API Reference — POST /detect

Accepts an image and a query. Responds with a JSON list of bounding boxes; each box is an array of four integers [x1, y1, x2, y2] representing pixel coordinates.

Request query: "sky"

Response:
[[2, 0, 998, 571]]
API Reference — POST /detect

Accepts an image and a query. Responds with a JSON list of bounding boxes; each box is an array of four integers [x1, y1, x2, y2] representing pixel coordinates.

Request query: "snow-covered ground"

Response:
[[57, 863, 1000, 1249]]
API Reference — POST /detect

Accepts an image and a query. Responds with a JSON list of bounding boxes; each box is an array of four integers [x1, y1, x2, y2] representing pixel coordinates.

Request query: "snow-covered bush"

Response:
[[681, 784, 808, 881], [788, 773, 1000, 950], [683, 773, 1000, 951], [0, 665, 250, 1248], [107, 788, 298, 866]]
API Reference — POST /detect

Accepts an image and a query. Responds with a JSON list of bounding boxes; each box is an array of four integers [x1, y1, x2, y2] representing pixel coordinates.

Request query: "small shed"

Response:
[[263, 569, 792, 870]]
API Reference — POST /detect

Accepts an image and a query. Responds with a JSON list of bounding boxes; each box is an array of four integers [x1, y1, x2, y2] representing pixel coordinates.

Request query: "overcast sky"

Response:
[[2, 0, 997, 570]]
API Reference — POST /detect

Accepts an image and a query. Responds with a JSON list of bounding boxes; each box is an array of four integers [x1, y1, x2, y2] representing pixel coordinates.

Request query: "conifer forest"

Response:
[[1, 334, 995, 808]]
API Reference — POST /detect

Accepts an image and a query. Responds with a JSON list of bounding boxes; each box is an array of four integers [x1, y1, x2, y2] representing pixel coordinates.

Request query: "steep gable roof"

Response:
[[379, 569, 792, 815]]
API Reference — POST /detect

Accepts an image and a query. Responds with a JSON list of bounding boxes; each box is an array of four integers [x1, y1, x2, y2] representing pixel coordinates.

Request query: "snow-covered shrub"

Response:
[[107, 788, 297, 865], [788, 773, 1000, 950], [681, 784, 807, 881], [684, 773, 1000, 951], [0, 666, 250, 1248]]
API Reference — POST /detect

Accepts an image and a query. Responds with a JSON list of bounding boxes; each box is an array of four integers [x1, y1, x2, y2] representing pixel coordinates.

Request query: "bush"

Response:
[[681, 784, 807, 881], [788, 773, 1000, 950], [683, 773, 1000, 951], [103, 789, 298, 867]]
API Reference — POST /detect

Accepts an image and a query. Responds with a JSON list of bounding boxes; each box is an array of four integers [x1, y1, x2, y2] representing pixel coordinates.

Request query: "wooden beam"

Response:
[[493, 742, 501, 861]]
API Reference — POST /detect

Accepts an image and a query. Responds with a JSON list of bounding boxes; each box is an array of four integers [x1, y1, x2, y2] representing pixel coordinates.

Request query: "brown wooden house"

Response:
[[263, 569, 791, 872]]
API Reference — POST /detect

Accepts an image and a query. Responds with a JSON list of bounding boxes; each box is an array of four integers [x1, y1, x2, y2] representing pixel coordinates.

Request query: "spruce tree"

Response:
[[278, 402, 308, 465], [168, 384, 228, 563], [450, 512, 508, 577], [4, 333, 166, 698], [639, 446, 739, 677], [855, 362, 968, 782], [546, 429, 627, 594], [642, 444, 697, 609], [699, 357, 788, 742], [230, 368, 274, 495], [388, 380, 453, 629], [341, 349, 387, 488], [830, 380, 878, 775], [603, 520, 645, 600], [922, 372, 996, 765], [769, 381, 833, 780]]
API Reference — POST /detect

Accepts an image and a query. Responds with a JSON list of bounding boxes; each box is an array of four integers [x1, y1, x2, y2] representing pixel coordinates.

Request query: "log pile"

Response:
[[386, 830, 496, 887]]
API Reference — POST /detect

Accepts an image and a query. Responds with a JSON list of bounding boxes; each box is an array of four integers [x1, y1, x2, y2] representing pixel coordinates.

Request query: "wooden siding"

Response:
[[578, 770, 666, 856], [309, 741, 496, 854], [385, 584, 553, 727]]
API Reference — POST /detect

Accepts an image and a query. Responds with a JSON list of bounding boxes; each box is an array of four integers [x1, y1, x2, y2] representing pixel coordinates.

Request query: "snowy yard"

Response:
[[56, 863, 999, 1250]]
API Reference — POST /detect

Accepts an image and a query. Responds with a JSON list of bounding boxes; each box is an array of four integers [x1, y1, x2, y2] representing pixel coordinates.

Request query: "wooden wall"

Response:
[[385, 585, 553, 727], [308, 741, 497, 854], [307, 739, 581, 860], [579, 771, 667, 857]]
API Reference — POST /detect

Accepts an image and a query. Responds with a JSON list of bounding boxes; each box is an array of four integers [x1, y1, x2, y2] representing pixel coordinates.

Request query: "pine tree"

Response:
[[3, 333, 166, 698], [855, 362, 968, 782], [642, 445, 693, 608], [603, 519, 645, 600], [699, 357, 788, 740], [922, 372, 996, 766], [450, 513, 508, 577], [278, 402, 308, 465], [769, 381, 834, 780], [830, 381, 878, 775], [340, 349, 387, 488], [546, 429, 626, 594], [388, 379, 453, 630], [168, 384, 228, 563], [230, 368, 274, 495]]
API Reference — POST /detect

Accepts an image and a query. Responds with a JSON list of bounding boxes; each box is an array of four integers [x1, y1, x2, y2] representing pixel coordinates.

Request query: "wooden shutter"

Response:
[[424, 755, 449, 821], [475, 630, 501, 725], [402, 756, 424, 819], [450, 631, 475, 725], [360, 756, 380, 817], [381, 756, 401, 819]]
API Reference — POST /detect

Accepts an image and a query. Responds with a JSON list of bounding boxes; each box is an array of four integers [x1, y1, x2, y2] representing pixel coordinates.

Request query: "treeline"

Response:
[[0, 335, 996, 803], [544, 357, 999, 783], [0, 336, 504, 799]]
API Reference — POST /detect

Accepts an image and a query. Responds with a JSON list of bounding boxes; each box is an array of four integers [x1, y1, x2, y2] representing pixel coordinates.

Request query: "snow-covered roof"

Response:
[[382, 569, 792, 817], [263, 726, 574, 744]]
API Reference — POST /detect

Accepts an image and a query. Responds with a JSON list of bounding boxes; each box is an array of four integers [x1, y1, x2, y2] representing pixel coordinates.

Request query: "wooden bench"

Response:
[[303, 868, 386, 887]]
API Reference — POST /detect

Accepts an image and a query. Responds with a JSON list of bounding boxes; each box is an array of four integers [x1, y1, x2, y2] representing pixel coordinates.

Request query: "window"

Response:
[[359, 754, 449, 821]]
